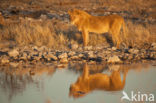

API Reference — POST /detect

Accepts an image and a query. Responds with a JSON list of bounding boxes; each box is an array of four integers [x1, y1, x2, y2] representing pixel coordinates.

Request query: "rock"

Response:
[[27, 53, 33, 60], [105, 50, 111, 54], [40, 14, 47, 20], [142, 60, 148, 63], [134, 54, 140, 60], [68, 51, 76, 57], [20, 52, 28, 60], [88, 61, 96, 64], [33, 56, 41, 61], [70, 44, 78, 50], [124, 49, 129, 53], [151, 43, 156, 47], [32, 46, 38, 51], [25, 17, 33, 21], [84, 46, 92, 50], [78, 47, 83, 51], [87, 51, 95, 58], [57, 64, 68, 69], [107, 55, 122, 63], [112, 47, 117, 51], [47, 53, 58, 61], [1, 57, 9, 64], [128, 54, 134, 60], [9, 62, 19, 67], [60, 58, 68, 63], [38, 52, 43, 57], [151, 43, 156, 49], [42, 51, 48, 57], [38, 46, 47, 51], [8, 49, 19, 57], [107, 48, 112, 51], [95, 46, 103, 50], [152, 51, 156, 58], [78, 53, 84, 58], [58, 53, 68, 59], [122, 53, 129, 60], [128, 49, 139, 54], [70, 56, 80, 60]]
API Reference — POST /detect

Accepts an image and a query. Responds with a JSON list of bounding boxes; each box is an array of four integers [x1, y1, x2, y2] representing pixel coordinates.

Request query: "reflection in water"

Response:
[[69, 63, 128, 98], [68, 63, 108, 74], [0, 66, 56, 102], [0, 63, 155, 103], [0, 72, 34, 101]]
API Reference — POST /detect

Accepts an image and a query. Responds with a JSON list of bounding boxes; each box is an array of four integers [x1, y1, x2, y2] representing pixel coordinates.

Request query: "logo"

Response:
[[121, 91, 154, 102]]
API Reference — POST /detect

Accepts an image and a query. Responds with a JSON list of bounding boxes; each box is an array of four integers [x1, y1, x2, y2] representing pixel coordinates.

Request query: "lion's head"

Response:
[[68, 9, 81, 25], [69, 76, 89, 98], [68, 9, 90, 25]]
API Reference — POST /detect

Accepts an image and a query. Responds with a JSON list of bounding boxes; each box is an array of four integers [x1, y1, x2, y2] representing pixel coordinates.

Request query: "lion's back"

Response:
[[80, 14, 124, 33]]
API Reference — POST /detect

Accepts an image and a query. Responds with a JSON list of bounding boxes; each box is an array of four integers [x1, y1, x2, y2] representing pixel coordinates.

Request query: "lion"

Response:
[[69, 63, 128, 98], [68, 9, 127, 48]]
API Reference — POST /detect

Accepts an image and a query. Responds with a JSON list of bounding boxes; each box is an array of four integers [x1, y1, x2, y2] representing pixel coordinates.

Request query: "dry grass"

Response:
[[0, 19, 55, 47], [0, 17, 155, 49], [0, 18, 70, 49], [125, 21, 156, 48], [0, 0, 155, 49]]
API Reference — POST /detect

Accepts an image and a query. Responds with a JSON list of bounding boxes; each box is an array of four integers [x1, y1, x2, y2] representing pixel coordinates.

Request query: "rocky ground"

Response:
[[0, 43, 156, 68]]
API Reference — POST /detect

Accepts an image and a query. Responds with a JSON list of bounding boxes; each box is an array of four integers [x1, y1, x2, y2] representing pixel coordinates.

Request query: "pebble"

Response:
[[87, 51, 95, 58], [58, 53, 68, 59], [9, 62, 19, 67], [68, 51, 76, 57], [47, 53, 58, 61], [1, 57, 10, 64], [70, 44, 78, 50], [60, 58, 68, 63], [0, 43, 155, 65], [128, 49, 139, 54], [8, 49, 19, 57], [107, 55, 122, 63], [112, 47, 117, 51], [84, 46, 92, 50], [20, 52, 28, 60]]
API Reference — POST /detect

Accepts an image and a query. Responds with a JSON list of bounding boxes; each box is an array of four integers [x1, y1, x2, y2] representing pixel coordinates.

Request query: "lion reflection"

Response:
[[69, 63, 128, 98]]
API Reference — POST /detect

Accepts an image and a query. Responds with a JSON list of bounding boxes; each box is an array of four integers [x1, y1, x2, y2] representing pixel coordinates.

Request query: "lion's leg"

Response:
[[82, 30, 89, 46], [111, 33, 117, 46], [82, 63, 89, 79], [110, 30, 118, 47], [110, 71, 122, 89], [116, 28, 122, 49], [110, 24, 121, 49], [116, 34, 121, 49]]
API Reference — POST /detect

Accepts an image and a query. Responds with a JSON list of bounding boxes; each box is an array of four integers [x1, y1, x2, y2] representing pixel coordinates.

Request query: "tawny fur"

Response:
[[68, 9, 126, 48], [69, 64, 127, 98]]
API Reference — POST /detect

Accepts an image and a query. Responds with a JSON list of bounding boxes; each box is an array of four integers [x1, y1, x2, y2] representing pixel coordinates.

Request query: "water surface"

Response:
[[0, 63, 156, 103]]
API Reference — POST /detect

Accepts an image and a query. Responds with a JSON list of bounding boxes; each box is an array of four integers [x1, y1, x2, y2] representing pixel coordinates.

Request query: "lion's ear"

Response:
[[73, 9, 80, 15]]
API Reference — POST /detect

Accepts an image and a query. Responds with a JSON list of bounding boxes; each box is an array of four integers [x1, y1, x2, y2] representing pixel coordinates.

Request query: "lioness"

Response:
[[68, 9, 126, 48], [69, 63, 127, 98]]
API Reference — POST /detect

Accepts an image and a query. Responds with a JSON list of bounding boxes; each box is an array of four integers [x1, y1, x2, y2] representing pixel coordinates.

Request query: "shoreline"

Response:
[[0, 44, 156, 68]]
